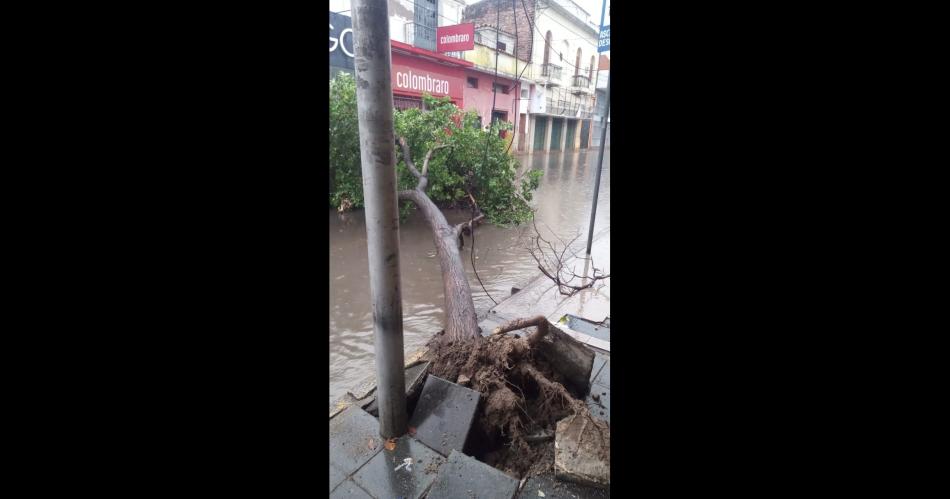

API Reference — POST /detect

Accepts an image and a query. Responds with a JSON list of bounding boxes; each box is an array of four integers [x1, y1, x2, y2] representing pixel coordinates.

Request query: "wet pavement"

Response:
[[330, 149, 610, 406]]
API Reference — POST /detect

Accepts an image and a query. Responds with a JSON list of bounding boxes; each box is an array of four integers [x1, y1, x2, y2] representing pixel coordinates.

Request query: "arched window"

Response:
[[589, 56, 595, 81], [543, 31, 552, 65], [575, 48, 582, 76]]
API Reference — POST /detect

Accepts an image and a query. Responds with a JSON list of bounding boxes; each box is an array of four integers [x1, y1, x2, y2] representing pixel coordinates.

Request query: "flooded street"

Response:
[[329, 149, 610, 405]]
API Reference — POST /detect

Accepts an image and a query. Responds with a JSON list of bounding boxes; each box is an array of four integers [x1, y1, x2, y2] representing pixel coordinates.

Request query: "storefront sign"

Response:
[[329, 11, 354, 70], [436, 23, 475, 52], [391, 52, 464, 101]]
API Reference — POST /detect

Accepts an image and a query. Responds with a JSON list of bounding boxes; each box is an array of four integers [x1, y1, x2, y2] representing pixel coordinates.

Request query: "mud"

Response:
[[425, 330, 600, 479]]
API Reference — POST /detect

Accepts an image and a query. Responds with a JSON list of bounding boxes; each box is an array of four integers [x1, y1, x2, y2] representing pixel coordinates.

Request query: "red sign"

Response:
[[436, 23, 475, 52], [391, 52, 464, 101]]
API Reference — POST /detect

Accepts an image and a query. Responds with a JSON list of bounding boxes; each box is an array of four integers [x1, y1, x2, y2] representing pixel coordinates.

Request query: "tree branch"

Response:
[[396, 136, 421, 179]]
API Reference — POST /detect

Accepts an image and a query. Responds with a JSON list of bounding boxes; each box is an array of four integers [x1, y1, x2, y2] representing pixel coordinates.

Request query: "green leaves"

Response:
[[328, 75, 541, 225]]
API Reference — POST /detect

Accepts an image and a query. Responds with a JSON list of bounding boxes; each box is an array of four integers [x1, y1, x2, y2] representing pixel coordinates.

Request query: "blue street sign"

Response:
[[597, 0, 610, 53], [598, 25, 610, 53]]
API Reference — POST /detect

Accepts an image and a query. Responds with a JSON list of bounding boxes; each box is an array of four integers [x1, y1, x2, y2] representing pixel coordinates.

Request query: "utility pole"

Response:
[[586, 0, 610, 256], [351, 0, 407, 439]]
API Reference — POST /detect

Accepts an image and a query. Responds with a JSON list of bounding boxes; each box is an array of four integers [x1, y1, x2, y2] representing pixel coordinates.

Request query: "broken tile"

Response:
[[350, 435, 445, 499], [408, 375, 480, 457], [536, 323, 595, 398], [554, 414, 610, 489], [330, 479, 374, 499], [516, 473, 608, 499], [329, 406, 383, 475], [427, 450, 519, 499]]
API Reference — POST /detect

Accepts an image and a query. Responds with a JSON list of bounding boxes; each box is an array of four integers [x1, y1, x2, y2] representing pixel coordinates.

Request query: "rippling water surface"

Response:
[[329, 149, 610, 405]]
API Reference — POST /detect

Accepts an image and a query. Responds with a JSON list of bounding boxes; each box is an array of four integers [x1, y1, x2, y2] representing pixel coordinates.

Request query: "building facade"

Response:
[[329, 0, 525, 136], [463, 0, 599, 153]]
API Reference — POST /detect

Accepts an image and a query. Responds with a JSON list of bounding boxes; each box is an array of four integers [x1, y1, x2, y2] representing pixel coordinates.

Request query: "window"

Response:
[[575, 48, 582, 76], [589, 56, 595, 81], [493, 83, 509, 94], [521, 88, 529, 99], [496, 41, 507, 52], [467, 77, 479, 88]]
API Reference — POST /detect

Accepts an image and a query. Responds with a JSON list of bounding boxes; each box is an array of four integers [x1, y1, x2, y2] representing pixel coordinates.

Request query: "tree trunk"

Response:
[[398, 189, 480, 342]]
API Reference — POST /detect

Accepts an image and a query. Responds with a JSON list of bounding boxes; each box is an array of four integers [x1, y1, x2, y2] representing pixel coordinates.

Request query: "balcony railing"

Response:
[[541, 63, 563, 81], [571, 75, 590, 88]]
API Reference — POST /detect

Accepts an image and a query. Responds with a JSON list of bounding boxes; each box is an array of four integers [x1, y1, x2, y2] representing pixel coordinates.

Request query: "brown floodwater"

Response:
[[329, 149, 610, 406]]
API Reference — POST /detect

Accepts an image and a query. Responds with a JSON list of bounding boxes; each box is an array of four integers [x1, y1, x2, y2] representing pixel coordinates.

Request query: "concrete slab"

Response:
[[554, 413, 610, 489], [592, 360, 609, 388], [586, 382, 610, 423], [350, 435, 445, 499], [516, 472, 609, 499], [329, 406, 383, 475], [427, 450, 520, 499], [408, 375, 480, 457], [330, 479, 375, 499], [589, 355, 607, 385], [535, 323, 595, 398], [330, 463, 347, 493]]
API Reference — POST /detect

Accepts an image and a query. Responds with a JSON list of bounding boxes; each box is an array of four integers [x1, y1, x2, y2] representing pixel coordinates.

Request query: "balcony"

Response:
[[541, 63, 563, 84], [571, 75, 590, 88]]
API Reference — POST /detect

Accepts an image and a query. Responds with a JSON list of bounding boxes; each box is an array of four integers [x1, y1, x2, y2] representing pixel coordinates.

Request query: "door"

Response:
[[565, 120, 577, 150], [534, 118, 546, 151], [580, 120, 590, 149], [550, 118, 563, 150]]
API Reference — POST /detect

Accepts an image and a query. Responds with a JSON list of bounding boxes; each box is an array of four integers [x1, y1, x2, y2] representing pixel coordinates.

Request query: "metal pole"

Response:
[[585, 70, 609, 256], [351, 0, 407, 439]]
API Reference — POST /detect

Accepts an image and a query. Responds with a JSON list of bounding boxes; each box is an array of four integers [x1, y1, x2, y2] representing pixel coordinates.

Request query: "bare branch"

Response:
[[492, 315, 550, 347]]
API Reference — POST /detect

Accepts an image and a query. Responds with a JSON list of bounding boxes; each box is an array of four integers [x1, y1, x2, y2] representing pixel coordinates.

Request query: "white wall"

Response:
[[532, 5, 598, 86]]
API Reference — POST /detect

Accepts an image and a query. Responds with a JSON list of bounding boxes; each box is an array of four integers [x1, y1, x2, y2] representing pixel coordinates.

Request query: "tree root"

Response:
[[425, 317, 604, 479]]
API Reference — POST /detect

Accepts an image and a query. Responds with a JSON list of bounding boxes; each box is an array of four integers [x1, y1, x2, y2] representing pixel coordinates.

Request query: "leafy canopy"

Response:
[[329, 74, 541, 225]]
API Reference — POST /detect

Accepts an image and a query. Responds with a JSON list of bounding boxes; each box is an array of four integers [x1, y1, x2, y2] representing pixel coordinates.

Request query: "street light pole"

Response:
[[585, 69, 609, 256], [351, 0, 408, 439]]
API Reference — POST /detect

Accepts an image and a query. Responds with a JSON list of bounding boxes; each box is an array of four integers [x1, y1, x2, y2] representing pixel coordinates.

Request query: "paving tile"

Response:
[[330, 463, 347, 493], [589, 355, 607, 385], [516, 472, 609, 499], [592, 360, 609, 388], [586, 382, 610, 424], [350, 435, 445, 499], [427, 450, 519, 499], [329, 405, 383, 475], [330, 479, 375, 499], [365, 361, 431, 416], [408, 375, 480, 457]]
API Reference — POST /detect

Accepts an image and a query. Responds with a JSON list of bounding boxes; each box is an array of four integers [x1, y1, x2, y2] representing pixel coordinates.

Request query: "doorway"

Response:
[[565, 120, 577, 150], [550, 118, 563, 150], [534, 118, 546, 151]]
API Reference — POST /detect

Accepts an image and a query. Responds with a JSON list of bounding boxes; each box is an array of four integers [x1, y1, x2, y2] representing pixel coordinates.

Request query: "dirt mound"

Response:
[[426, 330, 601, 479]]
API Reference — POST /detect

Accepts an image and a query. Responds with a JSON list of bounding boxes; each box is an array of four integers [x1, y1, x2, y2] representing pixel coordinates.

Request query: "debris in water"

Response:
[[384, 438, 397, 451], [367, 438, 376, 450], [538, 490, 545, 497]]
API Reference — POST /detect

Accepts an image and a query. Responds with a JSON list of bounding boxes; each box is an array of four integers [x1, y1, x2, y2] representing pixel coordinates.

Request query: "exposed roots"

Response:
[[425, 324, 601, 479]]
